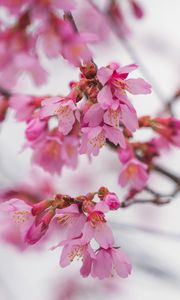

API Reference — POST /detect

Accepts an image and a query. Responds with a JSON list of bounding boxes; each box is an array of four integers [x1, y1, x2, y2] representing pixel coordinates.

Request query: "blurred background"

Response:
[[0, 0, 180, 299]]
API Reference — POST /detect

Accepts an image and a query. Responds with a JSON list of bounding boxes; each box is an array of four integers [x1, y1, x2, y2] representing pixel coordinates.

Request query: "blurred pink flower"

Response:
[[154, 117, 180, 147], [10, 94, 42, 121], [0, 198, 33, 249], [31, 130, 79, 174], [119, 158, 148, 190], [25, 116, 47, 141]]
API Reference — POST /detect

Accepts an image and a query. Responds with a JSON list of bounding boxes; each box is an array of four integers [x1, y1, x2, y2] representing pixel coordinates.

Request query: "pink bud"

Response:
[[40, 209, 55, 228], [31, 200, 52, 216], [104, 192, 120, 210], [25, 209, 55, 244], [130, 0, 144, 19], [25, 222, 48, 245]]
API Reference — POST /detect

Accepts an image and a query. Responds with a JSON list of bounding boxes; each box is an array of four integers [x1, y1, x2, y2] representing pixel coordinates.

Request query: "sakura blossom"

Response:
[[0, 0, 180, 291], [40, 97, 76, 135], [97, 63, 151, 110], [92, 247, 132, 280], [119, 158, 149, 191]]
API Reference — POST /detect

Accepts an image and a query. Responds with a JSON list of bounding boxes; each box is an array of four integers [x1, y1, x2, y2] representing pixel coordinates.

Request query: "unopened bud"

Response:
[[32, 199, 52, 216], [98, 187, 109, 200]]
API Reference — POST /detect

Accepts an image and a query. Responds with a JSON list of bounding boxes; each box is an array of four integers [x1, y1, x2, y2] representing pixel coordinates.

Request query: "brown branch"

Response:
[[63, 11, 78, 32], [0, 86, 12, 98], [121, 197, 171, 208], [154, 165, 180, 185]]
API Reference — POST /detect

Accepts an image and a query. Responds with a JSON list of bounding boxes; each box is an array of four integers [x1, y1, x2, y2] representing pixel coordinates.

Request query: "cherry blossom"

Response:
[[40, 97, 77, 135], [92, 247, 132, 279], [119, 158, 149, 191]]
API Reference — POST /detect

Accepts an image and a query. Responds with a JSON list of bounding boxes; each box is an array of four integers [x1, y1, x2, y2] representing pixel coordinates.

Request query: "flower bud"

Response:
[[80, 62, 97, 79], [31, 199, 52, 216], [98, 187, 109, 200], [104, 192, 120, 210]]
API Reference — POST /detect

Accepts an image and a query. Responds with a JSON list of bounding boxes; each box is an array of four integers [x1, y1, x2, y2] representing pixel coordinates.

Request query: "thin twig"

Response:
[[154, 165, 180, 185], [121, 197, 171, 208], [0, 86, 11, 98]]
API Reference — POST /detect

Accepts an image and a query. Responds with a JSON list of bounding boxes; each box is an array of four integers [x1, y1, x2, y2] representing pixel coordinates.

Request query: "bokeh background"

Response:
[[0, 0, 180, 299]]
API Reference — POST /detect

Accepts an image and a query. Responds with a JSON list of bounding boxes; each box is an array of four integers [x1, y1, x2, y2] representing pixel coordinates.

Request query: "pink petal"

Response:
[[92, 249, 112, 279], [103, 109, 120, 128], [97, 85, 114, 109], [97, 67, 113, 85], [81, 222, 94, 244], [125, 78, 152, 94], [120, 104, 138, 132], [80, 249, 93, 277], [83, 103, 104, 126], [94, 223, 114, 249], [67, 213, 87, 239], [118, 64, 138, 75], [104, 125, 126, 148], [118, 169, 129, 187], [112, 248, 132, 278]]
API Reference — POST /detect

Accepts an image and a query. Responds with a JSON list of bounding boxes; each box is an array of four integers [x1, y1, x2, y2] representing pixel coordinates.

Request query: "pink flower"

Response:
[[81, 204, 114, 249], [77, 2, 110, 41], [92, 247, 132, 279], [31, 130, 79, 174], [41, 97, 76, 135], [59, 238, 95, 278], [80, 125, 125, 156], [31, 134, 63, 174], [119, 159, 148, 190], [118, 143, 134, 163], [25, 116, 47, 141], [57, 204, 87, 239], [10, 94, 42, 121], [103, 192, 121, 210], [153, 117, 180, 147], [0, 198, 33, 248], [61, 135, 79, 169], [97, 63, 151, 108], [61, 31, 93, 67]]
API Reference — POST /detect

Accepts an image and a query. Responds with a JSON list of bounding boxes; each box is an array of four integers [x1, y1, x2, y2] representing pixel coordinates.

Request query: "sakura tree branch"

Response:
[[121, 197, 171, 208], [63, 11, 78, 32], [0, 86, 11, 98], [154, 165, 180, 185]]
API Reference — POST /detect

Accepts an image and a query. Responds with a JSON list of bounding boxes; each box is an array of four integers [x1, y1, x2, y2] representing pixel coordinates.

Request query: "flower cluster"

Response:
[[116, 117, 180, 200], [0, 1, 99, 88], [9, 62, 151, 174], [0, 187, 132, 279], [0, 169, 55, 249]]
